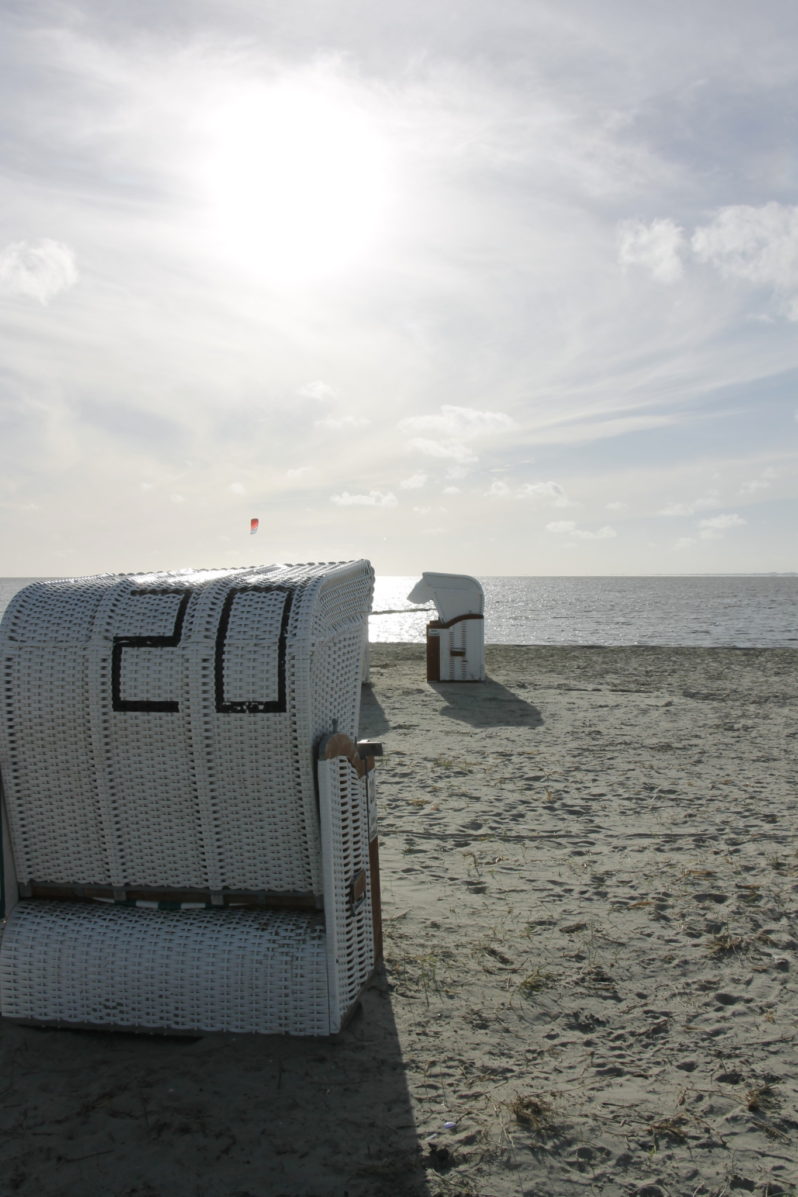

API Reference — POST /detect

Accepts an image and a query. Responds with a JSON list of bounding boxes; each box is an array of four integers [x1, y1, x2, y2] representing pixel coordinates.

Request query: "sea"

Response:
[[1, 574, 795, 648]]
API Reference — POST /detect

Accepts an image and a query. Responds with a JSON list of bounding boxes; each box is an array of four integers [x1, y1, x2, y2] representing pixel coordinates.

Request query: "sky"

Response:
[[1, 0, 797, 577]]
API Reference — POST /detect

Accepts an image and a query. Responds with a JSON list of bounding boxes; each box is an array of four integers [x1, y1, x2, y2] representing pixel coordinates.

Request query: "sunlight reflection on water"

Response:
[[1, 574, 795, 648], [369, 574, 798, 647]]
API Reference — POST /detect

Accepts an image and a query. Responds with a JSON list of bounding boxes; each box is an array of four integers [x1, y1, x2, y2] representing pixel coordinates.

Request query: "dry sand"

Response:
[[1, 643, 796, 1197]]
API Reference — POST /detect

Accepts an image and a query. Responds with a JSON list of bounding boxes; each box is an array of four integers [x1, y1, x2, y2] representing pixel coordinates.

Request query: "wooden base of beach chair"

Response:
[[425, 615, 485, 682]]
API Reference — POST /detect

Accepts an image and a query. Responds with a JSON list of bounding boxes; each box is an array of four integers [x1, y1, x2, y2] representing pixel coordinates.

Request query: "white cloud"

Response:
[[400, 405, 516, 438], [546, 520, 617, 540], [699, 512, 747, 529], [618, 203, 798, 317], [658, 491, 721, 516], [698, 512, 746, 539], [739, 467, 777, 496], [0, 239, 78, 304], [399, 405, 515, 465], [314, 414, 370, 430], [486, 479, 571, 505], [581, 526, 617, 540], [739, 478, 770, 495], [229, 482, 245, 495], [298, 380, 337, 401], [516, 480, 571, 506], [407, 437, 477, 463], [692, 203, 798, 290], [606, 501, 628, 512], [330, 489, 397, 507], [617, 218, 685, 283], [399, 472, 428, 490]]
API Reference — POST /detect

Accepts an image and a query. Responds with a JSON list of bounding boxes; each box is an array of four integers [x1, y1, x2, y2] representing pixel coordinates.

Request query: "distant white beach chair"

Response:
[[407, 572, 485, 682], [0, 560, 382, 1035]]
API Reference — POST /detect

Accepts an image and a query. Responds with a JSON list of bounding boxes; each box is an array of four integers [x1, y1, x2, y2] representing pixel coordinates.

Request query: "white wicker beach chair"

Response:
[[0, 560, 381, 1035], [407, 572, 485, 682]]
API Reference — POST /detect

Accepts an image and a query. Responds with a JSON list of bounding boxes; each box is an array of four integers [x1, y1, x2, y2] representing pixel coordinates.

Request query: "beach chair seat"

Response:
[[0, 561, 381, 1035]]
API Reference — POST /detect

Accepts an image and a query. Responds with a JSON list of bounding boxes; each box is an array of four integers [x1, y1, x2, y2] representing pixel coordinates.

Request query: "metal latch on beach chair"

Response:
[[320, 734, 383, 775], [357, 740, 383, 770]]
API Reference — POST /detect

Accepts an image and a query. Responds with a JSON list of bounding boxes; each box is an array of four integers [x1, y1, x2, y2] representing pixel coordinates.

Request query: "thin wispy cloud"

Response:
[[330, 490, 398, 508], [517, 481, 572, 506], [698, 512, 747, 539], [546, 521, 617, 541], [487, 479, 572, 506], [659, 492, 722, 517], [399, 406, 516, 467], [399, 473, 428, 490], [740, 468, 777, 496], [399, 407, 516, 437], [405, 438, 478, 464]]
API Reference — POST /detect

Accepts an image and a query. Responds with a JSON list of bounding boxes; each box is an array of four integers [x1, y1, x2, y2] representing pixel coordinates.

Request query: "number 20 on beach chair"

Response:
[[0, 560, 382, 1036]]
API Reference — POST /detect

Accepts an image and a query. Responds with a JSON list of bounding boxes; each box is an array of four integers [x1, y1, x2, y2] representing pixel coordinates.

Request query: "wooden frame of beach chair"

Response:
[[0, 561, 381, 1035]]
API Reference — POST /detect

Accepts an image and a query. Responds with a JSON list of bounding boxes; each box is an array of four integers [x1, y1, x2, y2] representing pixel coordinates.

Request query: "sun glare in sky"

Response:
[[197, 76, 394, 282], [1, 3, 797, 575]]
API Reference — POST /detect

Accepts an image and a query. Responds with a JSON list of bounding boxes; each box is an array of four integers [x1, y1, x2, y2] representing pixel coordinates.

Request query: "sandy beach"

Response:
[[1, 643, 796, 1197]]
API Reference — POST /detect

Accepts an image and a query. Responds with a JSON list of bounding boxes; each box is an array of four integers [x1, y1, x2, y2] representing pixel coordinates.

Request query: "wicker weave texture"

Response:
[[1, 788, 17, 920], [0, 900, 330, 1034], [0, 561, 374, 896], [0, 735, 379, 1034], [317, 751, 376, 1027]]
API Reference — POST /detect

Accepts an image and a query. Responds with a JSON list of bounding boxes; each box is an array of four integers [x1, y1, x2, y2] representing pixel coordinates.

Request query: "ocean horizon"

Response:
[[1, 572, 795, 648]]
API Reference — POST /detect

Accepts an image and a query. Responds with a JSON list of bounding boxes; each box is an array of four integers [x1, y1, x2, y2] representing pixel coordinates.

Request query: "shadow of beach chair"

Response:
[[0, 560, 382, 1035]]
